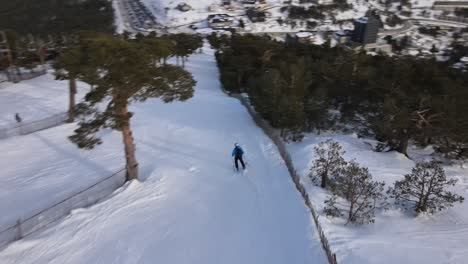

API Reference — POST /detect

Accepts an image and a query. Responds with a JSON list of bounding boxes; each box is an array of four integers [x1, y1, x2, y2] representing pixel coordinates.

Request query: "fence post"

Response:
[[0, 112, 68, 140], [15, 219, 23, 240]]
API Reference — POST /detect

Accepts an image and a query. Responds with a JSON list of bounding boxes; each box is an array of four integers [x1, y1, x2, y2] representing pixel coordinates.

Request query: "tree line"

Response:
[[0, 30, 63, 71], [281, 2, 351, 21], [0, 0, 114, 35], [1, 0, 115, 71], [208, 34, 468, 160]]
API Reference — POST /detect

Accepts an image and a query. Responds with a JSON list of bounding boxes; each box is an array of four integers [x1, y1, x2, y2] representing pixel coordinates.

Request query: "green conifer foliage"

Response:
[[59, 32, 196, 181]]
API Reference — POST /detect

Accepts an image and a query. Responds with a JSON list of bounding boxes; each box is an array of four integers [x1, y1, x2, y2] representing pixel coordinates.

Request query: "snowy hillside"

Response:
[[0, 74, 88, 127], [288, 134, 468, 264], [151, 0, 220, 10], [0, 44, 327, 263], [0, 123, 125, 230], [141, 0, 280, 27], [141, 0, 223, 25]]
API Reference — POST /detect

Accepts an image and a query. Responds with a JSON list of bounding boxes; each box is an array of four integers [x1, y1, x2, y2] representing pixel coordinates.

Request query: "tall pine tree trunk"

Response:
[[396, 133, 409, 157], [68, 78, 77, 123], [348, 200, 355, 223], [119, 104, 139, 181], [237, 73, 242, 91], [15, 67, 22, 82], [321, 172, 327, 188]]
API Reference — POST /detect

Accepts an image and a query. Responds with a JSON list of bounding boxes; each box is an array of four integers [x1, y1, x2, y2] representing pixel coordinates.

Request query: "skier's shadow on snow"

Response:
[[33, 133, 113, 176]]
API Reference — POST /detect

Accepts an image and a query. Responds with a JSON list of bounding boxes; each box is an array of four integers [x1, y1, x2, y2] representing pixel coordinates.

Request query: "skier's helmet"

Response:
[[234, 143, 239, 147]]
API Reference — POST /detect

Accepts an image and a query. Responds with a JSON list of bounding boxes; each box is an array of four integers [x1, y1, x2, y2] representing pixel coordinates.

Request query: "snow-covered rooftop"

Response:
[[356, 16, 369, 23], [296, 32, 313, 38]]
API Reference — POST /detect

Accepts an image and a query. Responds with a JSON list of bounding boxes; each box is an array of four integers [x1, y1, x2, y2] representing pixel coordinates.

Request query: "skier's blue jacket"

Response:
[[232, 146, 244, 157]]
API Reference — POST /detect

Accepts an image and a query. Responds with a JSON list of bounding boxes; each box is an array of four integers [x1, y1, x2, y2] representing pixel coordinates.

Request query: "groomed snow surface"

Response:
[[0, 44, 326, 263], [288, 134, 468, 264], [0, 73, 88, 127]]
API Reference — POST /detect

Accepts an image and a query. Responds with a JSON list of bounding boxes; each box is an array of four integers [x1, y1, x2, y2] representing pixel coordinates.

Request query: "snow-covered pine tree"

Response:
[[64, 32, 196, 181], [309, 139, 347, 189], [389, 160, 464, 214], [324, 161, 386, 224]]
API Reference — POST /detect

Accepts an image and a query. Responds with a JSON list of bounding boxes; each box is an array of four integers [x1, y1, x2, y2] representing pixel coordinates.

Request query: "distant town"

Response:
[[111, 0, 468, 69]]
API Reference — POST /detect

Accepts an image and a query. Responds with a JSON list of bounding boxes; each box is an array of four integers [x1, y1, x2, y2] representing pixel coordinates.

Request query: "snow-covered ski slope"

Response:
[[0, 44, 327, 263], [0, 73, 88, 127], [288, 134, 468, 264], [0, 122, 125, 230], [0, 74, 110, 230]]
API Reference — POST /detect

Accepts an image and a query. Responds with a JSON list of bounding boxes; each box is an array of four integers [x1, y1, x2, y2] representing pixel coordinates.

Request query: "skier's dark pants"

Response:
[[234, 156, 246, 170]]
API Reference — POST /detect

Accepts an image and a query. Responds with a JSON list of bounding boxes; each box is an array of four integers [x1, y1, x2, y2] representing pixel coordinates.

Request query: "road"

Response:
[[114, 0, 162, 33], [408, 18, 468, 28], [379, 20, 414, 36]]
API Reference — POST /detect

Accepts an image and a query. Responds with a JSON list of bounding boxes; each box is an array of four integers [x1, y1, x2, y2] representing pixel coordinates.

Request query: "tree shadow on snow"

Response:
[[33, 133, 114, 177]]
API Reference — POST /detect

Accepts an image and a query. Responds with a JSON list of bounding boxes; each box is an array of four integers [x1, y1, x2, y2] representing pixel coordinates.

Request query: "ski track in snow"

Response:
[[0, 44, 326, 264]]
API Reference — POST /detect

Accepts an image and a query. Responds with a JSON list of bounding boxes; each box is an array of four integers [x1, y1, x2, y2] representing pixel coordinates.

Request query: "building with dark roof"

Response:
[[207, 14, 234, 28], [351, 16, 380, 44], [246, 9, 267, 22]]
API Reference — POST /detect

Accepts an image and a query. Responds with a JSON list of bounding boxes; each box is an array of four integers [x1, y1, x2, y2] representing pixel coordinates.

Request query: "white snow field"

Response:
[[0, 123, 125, 230], [0, 73, 88, 127], [287, 133, 468, 264], [142, 0, 232, 26], [0, 44, 327, 264]]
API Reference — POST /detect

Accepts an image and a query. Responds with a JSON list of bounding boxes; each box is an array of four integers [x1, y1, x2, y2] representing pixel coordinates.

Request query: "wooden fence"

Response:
[[0, 112, 68, 140], [3, 67, 47, 83], [0, 168, 127, 248]]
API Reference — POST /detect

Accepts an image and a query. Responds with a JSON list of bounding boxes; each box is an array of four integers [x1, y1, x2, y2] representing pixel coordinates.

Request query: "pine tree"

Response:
[[388, 160, 464, 214], [168, 34, 203, 67], [63, 32, 196, 181], [309, 140, 347, 189], [432, 84, 468, 161], [304, 86, 329, 133], [324, 161, 386, 224], [211, 35, 468, 160], [277, 96, 305, 141], [134, 34, 174, 65], [54, 45, 84, 122]]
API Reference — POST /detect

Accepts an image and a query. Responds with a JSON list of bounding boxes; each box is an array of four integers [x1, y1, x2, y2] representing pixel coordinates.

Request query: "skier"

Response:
[[15, 113, 22, 123], [232, 143, 246, 171]]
